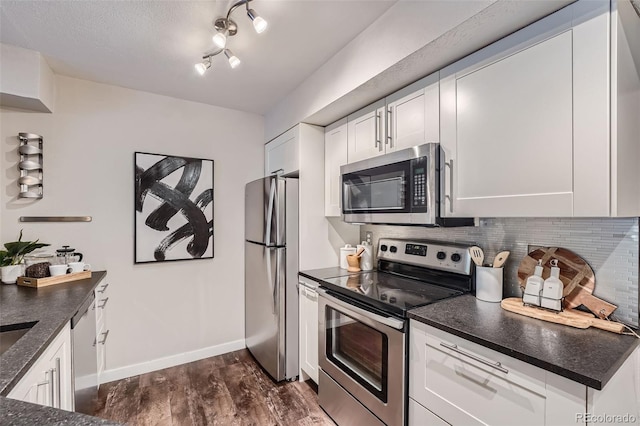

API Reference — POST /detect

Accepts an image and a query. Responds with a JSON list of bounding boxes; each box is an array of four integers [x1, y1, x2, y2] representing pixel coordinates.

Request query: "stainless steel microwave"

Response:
[[340, 143, 472, 226]]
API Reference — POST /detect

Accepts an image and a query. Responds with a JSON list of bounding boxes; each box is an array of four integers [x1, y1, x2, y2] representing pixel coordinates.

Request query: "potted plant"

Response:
[[0, 230, 50, 284]]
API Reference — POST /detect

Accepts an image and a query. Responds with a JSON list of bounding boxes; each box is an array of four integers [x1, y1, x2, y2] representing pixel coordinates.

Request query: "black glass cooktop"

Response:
[[320, 271, 465, 317]]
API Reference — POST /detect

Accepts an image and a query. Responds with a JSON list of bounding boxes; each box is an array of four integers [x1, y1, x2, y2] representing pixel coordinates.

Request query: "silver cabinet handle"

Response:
[[55, 357, 61, 409], [444, 159, 454, 213], [305, 290, 317, 302], [375, 111, 380, 148], [92, 337, 97, 347], [97, 283, 109, 293], [99, 330, 110, 345], [98, 297, 109, 309], [386, 107, 393, 147], [439, 342, 508, 374], [48, 369, 55, 407], [36, 372, 50, 405], [271, 168, 284, 175]]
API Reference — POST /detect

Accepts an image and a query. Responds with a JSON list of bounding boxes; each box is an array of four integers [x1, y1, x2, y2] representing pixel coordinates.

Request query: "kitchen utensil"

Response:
[[501, 298, 625, 334], [56, 245, 83, 264], [346, 254, 361, 272], [517, 247, 617, 319], [357, 242, 373, 271], [492, 251, 510, 268], [475, 266, 503, 302], [340, 244, 357, 270], [355, 247, 365, 257], [469, 246, 484, 267]]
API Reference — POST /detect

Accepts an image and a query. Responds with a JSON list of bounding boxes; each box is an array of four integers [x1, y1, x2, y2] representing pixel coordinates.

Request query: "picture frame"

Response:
[[134, 152, 214, 263]]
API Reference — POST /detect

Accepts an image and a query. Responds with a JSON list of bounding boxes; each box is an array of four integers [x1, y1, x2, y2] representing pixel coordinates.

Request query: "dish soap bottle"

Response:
[[523, 260, 544, 307], [541, 259, 563, 311]]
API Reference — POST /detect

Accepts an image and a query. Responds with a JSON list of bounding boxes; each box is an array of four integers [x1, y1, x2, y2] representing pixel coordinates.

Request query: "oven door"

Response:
[[317, 288, 406, 426]]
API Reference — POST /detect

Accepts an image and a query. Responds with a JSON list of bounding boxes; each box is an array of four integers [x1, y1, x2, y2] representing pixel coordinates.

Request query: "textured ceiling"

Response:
[[0, 1, 397, 114]]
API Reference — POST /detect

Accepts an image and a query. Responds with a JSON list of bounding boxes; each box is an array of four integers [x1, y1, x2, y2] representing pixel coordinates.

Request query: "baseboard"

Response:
[[99, 339, 246, 384]]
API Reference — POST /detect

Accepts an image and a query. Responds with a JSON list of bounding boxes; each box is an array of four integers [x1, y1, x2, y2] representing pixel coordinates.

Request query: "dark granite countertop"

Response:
[[0, 271, 118, 425], [409, 294, 640, 390], [0, 397, 119, 426]]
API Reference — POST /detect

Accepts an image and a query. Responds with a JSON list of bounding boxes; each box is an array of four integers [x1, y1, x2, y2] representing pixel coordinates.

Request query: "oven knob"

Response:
[[436, 251, 447, 260], [451, 253, 462, 263], [380, 245, 388, 252], [390, 246, 397, 253]]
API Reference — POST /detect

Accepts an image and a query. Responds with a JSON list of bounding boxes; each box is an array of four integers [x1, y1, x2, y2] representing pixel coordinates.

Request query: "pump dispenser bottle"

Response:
[[523, 260, 544, 306]]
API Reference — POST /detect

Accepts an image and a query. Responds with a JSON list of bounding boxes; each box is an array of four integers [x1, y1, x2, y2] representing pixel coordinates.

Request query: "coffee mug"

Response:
[[49, 264, 69, 277], [68, 262, 91, 273]]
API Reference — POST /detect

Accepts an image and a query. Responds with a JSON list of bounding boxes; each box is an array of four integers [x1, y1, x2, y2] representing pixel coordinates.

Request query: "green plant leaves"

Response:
[[2, 230, 50, 265]]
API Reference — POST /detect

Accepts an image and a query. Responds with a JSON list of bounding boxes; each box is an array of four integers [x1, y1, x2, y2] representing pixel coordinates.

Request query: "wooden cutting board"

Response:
[[517, 247, 616, 319], [501, 298, 625, 334], [18, 271, 92, 288]]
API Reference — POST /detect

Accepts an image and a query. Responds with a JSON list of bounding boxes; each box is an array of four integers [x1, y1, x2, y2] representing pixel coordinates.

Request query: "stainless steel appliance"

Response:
[[71, 292, 97, 414], [244, 176, 299, 381], [318, 238, 474, 426], [340, 143, 472, 227]]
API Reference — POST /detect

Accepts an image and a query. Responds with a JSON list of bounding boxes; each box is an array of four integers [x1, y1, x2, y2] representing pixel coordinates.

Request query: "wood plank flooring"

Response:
[[90, 349, 335, 426]]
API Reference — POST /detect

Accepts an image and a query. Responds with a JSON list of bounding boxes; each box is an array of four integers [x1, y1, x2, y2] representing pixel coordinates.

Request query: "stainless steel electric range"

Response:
[[317, 238, 475, 426]]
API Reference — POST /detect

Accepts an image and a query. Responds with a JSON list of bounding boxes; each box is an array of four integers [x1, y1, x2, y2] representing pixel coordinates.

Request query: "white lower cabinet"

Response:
[[95, 282, 110, 385], [298, 277, 319, 384], [7, 322, 73, 411], [409, 320, 586, 426]]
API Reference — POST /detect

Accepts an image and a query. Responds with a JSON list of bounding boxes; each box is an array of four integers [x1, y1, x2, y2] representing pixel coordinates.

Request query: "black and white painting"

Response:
[[135, 152, 213, 263]]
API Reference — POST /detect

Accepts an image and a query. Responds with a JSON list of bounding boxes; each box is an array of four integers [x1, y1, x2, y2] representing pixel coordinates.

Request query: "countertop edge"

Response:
[[0, 271, 108, 396]]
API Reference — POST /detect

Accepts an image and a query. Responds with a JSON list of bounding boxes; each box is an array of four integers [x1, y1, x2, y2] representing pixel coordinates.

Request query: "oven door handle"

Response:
[[317, 288, 405, 330]]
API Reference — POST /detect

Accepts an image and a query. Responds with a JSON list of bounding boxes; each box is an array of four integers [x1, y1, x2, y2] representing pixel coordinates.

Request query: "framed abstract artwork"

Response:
[[134, 152, 214, 263]]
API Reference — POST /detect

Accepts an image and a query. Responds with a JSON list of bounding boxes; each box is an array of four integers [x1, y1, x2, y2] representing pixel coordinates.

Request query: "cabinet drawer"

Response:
[[409, 398, 450, 426], [410, 321, 547, 425]]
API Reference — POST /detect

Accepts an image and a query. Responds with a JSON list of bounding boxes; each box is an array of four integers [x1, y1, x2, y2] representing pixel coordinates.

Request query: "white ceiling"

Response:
[[0, 0, 397, 115]]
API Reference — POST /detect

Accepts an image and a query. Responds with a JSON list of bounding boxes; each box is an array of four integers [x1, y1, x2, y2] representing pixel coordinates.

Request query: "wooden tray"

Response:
[[501, 298, 624, 334], [517, 247, 616, 319], [18, 271, 92, 288]]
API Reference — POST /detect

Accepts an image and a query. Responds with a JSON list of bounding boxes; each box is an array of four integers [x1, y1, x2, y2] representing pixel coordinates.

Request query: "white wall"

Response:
[[264, 0, 495, 139], [1, 75, 265, 379]]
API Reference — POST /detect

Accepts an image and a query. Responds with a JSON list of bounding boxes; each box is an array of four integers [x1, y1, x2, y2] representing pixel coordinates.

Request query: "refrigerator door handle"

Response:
[[265, 177, 276, 246], [274, 249, 281, 315], [266, 247, 275, 314]]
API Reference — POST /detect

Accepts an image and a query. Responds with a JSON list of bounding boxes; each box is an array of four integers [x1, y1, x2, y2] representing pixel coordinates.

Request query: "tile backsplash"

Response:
[[361, 218, 639, 327]]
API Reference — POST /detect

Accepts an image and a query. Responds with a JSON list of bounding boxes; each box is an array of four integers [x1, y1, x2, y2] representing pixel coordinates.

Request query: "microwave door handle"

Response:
[[265, 177, 276, 246], [386, 106, 392, 147], [375, 111, 380, 149]]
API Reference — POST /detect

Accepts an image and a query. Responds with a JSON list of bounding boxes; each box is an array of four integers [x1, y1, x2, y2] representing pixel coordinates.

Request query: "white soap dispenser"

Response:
[[523, 260, 544, 307], [541, 259, 563, 311]]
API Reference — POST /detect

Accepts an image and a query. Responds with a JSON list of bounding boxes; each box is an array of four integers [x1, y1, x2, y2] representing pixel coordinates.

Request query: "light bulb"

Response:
[[225, 49, 240, 69], [212, 32, 227, 49], [194, 61, 211, 75], [247, 9, 268, 34], [253, 16, 268, 34]]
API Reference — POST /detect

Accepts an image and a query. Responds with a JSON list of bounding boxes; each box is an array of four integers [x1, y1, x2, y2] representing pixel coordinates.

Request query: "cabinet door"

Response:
[[324, 119, 348, 217], [299, 285, 319, 384], [265, 127, 299, 176], [386, 72, 439, 153], [347, 100, 385, 163], [46, 327, 73, 411]]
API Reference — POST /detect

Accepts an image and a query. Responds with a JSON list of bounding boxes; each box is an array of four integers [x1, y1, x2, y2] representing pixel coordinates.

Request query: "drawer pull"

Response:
[[439, 342, 509, 374], [99, 330, 110, 345], [98, 297, 109, 309], [97, 283, 109, 293]]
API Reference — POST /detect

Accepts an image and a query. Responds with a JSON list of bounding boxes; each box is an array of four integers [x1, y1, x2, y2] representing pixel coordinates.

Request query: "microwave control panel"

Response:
[[411, 157, 427, 208]]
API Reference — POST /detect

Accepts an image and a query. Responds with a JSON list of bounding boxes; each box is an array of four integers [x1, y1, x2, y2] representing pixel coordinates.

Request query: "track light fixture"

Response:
[[194, 0, 267, 74]]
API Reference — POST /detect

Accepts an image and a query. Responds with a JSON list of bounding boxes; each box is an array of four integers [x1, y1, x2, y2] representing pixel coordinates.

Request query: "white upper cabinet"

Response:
[[265, 126, 300, 176], [324, 118, 348, 217], [440, 0, 640, 218], [347, 72, 439, 164]]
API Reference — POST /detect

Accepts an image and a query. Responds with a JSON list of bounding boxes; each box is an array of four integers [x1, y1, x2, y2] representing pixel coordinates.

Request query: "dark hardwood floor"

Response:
[[90, 349, 335, 426]]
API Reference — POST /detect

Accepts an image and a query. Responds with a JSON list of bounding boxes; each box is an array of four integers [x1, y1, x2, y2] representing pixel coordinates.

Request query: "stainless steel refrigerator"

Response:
[[245, 176, 299, 381]]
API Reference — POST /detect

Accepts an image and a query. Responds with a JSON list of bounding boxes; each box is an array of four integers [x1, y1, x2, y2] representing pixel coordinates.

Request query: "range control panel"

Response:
[[378, 238, 473, 275]]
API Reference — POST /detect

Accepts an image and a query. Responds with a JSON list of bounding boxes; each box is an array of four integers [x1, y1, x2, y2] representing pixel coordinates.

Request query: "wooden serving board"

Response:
[[18, 271, 92, 288], [517, 247, 616, 319], [501, 298, 624, 334]]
